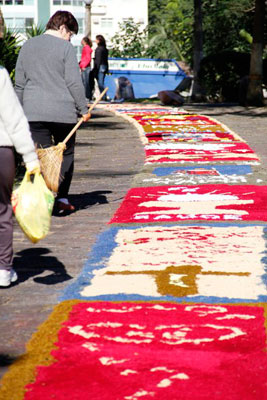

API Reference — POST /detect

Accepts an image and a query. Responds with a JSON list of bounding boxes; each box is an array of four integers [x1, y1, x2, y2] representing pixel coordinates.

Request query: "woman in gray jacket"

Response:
[[0, 67, 39, 287], [15, 11, 90, 213]]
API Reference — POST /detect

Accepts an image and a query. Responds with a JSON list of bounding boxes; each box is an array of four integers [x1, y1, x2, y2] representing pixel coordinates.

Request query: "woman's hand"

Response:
[[82, 113, 91, 122], [26, 159, 41, 174]]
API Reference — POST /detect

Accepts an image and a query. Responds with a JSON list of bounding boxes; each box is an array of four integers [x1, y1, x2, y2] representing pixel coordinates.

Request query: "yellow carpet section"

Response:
[[0, 300, 79, 400]]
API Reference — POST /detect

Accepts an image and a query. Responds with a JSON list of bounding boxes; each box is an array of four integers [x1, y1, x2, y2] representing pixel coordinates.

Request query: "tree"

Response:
[[109, 10, 192, 61], [109, 19, 148, 58], [146, 26, 185, 60], [198, 0, 263, 102], [0, 27, 21, 79], [148, 0, 166, 37], [246, 0, 265, 106], [202, 0, 255, 56], [148, 0, 193, 61], [192, 0, 204, 100]]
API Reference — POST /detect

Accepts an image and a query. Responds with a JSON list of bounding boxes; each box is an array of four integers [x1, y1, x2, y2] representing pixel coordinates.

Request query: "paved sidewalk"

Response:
[[0, 108, 144, 378], [0, 104, 266, 380]]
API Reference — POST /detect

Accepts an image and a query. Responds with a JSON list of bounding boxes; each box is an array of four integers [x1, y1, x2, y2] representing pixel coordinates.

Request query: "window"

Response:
[[1, 0, 24, 4], [25, 17, 34, 28], [15, 18, 24, 32], [77, 18, 84, 34], [4, 18, 13, 29], [4, 17, 34, 33], [100, 18, 112, 30], [52, 0, 83, 5], [75, 45, 82, 60]]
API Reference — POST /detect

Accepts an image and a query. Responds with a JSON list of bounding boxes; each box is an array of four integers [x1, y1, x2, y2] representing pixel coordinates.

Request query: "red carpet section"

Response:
[[23, 302, 267, 400]]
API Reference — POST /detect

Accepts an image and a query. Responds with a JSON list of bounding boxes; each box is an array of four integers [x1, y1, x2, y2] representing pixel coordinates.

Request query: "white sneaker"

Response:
[[0, 270, 11, 286], [10, 269, 18, 283], [0, 269, 18, 287]]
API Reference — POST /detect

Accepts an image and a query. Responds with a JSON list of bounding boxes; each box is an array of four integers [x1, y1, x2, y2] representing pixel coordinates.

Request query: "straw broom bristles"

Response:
[[37, 88, 108, 193], [37, 142, 66, 193]]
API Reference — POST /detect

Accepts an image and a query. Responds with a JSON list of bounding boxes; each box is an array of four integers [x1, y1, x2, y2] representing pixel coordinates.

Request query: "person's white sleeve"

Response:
[[0, 68, 38, 164]]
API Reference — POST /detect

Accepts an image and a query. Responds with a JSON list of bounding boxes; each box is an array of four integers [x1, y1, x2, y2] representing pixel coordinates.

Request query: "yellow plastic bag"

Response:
[[11, 170, 54, 243]]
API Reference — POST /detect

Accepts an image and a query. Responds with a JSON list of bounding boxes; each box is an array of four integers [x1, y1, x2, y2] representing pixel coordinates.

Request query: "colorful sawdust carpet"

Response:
[[1, 104, 266, 400]]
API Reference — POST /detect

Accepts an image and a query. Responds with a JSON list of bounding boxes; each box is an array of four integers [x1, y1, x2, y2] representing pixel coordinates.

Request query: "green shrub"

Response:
[[0, 27, 21, 79]]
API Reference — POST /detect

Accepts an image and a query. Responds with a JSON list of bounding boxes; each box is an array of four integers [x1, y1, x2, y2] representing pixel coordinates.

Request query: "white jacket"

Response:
[[0, 66, 38, 164]]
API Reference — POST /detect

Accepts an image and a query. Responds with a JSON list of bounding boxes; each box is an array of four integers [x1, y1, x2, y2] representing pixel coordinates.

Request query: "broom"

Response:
[[37, 87, 108, 193]]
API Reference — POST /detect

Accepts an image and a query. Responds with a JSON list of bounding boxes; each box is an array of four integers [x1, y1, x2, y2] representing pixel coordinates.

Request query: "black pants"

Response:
[[29, 122, 76, 199], [0, 147, 15, 270]]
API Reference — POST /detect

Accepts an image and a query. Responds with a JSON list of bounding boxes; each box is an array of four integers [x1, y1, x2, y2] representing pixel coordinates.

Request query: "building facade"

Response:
[[0, 0, 148, 56]]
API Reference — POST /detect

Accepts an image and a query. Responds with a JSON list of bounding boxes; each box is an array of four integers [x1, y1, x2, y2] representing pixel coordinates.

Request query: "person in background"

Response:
[[92, 34, 109, 99], [0, 67, 40, 287], [15, 10, 91, 213], [79, 36, 93, 100]]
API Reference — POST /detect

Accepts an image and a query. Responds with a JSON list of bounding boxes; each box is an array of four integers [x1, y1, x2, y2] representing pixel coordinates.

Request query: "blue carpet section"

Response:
[[60, 227, 118, 302], [152, 165, 253, 176]]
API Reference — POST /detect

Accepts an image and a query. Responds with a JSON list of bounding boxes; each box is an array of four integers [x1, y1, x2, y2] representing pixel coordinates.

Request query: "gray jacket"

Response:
[[15, 34, 88, 124]]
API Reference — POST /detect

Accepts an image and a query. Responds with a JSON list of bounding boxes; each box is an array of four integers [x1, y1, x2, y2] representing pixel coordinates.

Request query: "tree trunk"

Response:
[[246, 0, 265, 106], [192, 0, 204, 101], [0, 7, 4, 39]]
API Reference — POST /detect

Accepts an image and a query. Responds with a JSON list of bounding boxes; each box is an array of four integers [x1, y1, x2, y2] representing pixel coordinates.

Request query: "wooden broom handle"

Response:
[[63, 87, 109, 145]]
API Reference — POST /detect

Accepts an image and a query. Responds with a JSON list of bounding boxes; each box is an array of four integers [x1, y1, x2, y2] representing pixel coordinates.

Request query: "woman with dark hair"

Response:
[[15, 11, 91, 212], [92, 34, 109, 98], [79, 36, 93, 100]]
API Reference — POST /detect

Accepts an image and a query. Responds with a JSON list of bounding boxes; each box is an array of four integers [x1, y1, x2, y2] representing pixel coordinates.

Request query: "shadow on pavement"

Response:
[[12, 248, 72, 286], [74, 170, 139, 178], [0, 354, 18, 367], [186, 103, 267, 118], [87, 112, 111, 119], [68, 190, 111, 210], [52, 191, 111, 217], [82, 121, 126, 129], [75, 142, 103, 147]]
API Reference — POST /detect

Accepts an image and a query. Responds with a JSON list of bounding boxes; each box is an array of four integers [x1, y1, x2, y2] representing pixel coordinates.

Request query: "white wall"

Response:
[[2, 0, 148, 57], [91, 0, 148, 42]]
